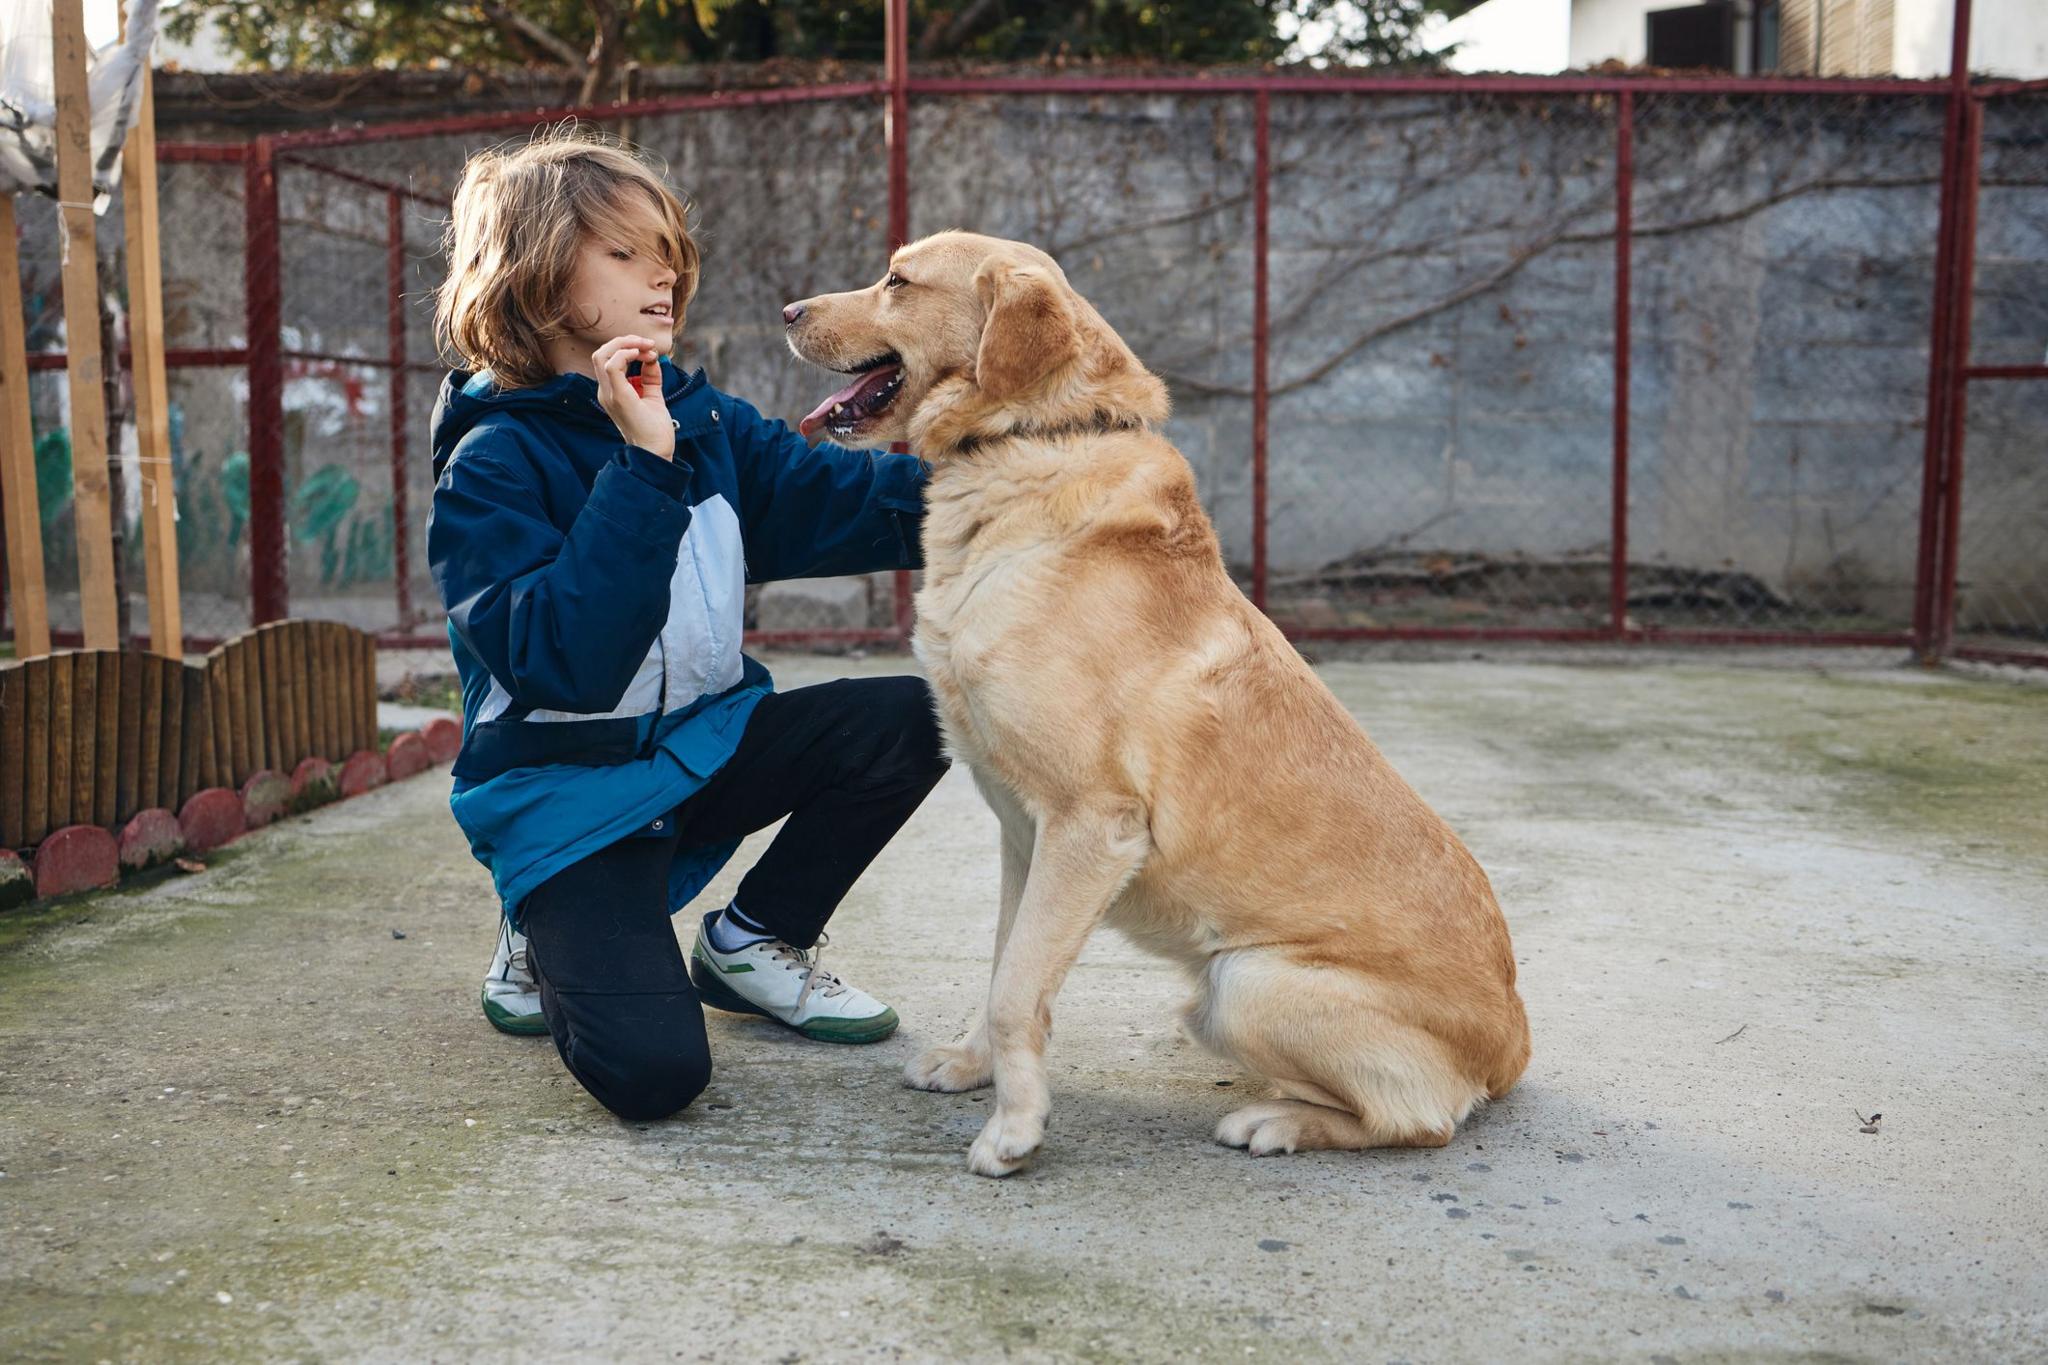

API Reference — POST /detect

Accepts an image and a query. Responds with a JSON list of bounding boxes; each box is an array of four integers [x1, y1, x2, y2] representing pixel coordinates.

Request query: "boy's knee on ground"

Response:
[[580, 1036, 711, 1121], [554, 990, 713, 1121]]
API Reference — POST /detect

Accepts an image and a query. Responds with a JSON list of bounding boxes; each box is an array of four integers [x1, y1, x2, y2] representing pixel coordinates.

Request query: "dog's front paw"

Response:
[[967, 1107, 1044, 1178], [903, 1039, 993, 1093]]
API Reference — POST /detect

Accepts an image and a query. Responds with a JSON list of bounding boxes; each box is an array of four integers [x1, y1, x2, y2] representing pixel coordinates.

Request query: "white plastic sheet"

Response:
[[0, 0, 159, 208]]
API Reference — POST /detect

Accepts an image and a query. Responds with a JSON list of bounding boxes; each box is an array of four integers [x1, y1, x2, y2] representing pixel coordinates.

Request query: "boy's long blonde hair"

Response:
[[435, 127, 700, 390]]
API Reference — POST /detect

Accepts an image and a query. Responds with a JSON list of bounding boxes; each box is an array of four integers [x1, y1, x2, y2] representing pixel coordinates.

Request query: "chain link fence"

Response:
[[5, 72, 2040, 665], [1623, 91, 1946, 638], [1260, 92, 1619, 634], [1954, 89, 2048, 662]]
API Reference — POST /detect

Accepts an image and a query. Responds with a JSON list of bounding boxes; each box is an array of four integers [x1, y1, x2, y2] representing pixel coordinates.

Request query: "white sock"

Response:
[[707, 902, 774, 953]]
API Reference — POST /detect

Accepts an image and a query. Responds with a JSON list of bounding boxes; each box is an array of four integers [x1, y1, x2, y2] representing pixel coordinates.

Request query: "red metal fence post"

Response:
[[1913, 0, 1976, 661], [1246, 93, 1274, 616], [886, 0, 915, 642], [1935, 94, 1984, 655], [244, 136, 288, 625], [1611, 90, 1634, 640], [387, 190, 413, 631]]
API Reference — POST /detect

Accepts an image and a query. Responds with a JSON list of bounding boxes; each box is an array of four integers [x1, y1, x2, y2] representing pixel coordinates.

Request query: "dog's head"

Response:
[[783, 231, 1168, 457]]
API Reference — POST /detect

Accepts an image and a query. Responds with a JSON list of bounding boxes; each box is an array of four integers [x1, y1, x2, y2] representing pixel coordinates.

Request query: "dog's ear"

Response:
[[973, 260, 1081, 402]]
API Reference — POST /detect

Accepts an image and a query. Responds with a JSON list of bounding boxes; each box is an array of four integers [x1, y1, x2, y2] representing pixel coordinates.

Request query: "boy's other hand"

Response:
[[594, 335, 677, 461]]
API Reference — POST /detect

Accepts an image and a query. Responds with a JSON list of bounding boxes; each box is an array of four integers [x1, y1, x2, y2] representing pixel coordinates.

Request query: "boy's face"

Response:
[[554, 195, 680, 372]]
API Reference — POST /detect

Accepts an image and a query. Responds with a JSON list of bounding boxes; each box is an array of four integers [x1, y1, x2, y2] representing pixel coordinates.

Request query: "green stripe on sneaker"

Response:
[[481, 992, 548, 1036], [797, 1007, 899, 1044]]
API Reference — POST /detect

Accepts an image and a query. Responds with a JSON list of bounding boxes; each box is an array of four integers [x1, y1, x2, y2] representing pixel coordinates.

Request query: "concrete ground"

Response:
[[3, 652, 2046, 1364]]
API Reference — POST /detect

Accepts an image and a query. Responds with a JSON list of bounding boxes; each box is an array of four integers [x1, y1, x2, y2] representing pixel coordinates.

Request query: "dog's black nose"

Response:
[[782, 302, 806, 326]]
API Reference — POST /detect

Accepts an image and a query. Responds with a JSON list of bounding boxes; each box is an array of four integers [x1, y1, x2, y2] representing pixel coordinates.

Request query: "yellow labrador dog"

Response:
[[785, 232, 1530, 1177]]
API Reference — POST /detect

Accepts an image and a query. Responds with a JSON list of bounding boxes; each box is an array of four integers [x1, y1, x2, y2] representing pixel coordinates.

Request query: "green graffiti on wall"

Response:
[[34, 431, 70, 524], [28, 410, 396, 592]]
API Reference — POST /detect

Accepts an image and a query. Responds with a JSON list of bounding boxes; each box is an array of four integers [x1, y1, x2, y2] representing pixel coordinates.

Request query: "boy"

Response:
[[427, 130, 945, 1121]]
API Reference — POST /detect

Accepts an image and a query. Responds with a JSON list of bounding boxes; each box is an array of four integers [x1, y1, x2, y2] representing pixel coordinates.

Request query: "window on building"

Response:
[[1753, 0, 1781, 70], [1647, 1, 1738, 68]]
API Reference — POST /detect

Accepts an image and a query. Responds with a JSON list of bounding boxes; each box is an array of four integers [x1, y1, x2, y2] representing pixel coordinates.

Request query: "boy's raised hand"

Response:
[[593, 335, 677, 461]]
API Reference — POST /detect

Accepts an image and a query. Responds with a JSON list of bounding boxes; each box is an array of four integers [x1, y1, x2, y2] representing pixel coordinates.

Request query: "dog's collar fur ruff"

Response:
[[950, 411, 1144, 456]]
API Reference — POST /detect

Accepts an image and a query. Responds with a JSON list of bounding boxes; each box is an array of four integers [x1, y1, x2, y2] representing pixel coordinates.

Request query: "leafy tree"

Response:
[[166, 0, 1453, 91]]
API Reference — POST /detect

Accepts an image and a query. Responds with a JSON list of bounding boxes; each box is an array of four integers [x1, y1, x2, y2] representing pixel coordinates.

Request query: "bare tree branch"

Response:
[[1160, 171, 1938, 400], [477, 2, 586, 68], [917, 0, 1005, 58], [579, 0, 629, 106]]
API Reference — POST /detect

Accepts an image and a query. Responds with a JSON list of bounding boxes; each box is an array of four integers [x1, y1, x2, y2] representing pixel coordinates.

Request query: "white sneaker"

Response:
[[481, 919, 547, 1036], [688, 913, 899, 1044]]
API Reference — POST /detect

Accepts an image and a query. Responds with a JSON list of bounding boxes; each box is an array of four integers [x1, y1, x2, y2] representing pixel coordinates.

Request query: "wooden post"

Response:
[[206, 649, 232, 788], [117, 650, 142, 822], [51, 0, 121, 648], [70, 646, 96, 824], [339, 623, 356, 756], [292, 622, 313, 770], [138, 652, 162, 808], [122, 4, 182, 659], [0, 196, 51, 659], [357, 631, 376, 756], [0, 663, 24, 848], [94, 651, 118, 825], [235, 634, 261, 783], [178, 664, 204, 806], [157, 654, 183, 809], [48, 652, 74, 824], [23, 659, 50, 844], [321, 622, 343, 758], [261, 624, 285, 772]]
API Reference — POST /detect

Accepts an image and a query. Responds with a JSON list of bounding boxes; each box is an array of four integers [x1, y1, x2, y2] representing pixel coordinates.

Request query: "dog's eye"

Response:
[[885, 272, 908, 290]]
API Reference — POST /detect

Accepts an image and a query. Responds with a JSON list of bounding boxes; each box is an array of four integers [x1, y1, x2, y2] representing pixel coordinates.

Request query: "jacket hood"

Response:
[[430, 359, 702, 478]]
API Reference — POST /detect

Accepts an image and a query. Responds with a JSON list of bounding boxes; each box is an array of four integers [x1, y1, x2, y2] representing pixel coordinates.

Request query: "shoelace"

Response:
[[769, 932, 848, 1009], [497, 925, 535, 987]]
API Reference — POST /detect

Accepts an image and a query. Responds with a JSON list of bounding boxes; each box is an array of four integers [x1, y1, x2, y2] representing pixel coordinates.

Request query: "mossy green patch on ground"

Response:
[[1327, 661, 2048, 870], [1772, 674, 2048, 857], [0, 843, 258, 958]]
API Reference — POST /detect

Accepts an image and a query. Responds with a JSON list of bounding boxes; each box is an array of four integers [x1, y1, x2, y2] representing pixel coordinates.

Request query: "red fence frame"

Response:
[[11, 0, 2040, 666]]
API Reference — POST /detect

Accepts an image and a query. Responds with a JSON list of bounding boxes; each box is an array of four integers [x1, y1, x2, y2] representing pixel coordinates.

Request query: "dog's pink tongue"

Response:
[[799, 378, 866, 439], [798, 364, 901, 439]]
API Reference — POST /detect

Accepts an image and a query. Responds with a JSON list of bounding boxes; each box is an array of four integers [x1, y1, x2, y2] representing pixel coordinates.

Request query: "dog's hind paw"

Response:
[[1216, 1099, 1447, 1154], [1215, 1101, 1302, 1155], [904, 1039, 994, 1093]]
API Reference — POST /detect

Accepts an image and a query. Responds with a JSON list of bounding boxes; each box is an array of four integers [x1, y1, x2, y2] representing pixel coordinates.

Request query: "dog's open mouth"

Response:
[[799, 352, 903, 440]]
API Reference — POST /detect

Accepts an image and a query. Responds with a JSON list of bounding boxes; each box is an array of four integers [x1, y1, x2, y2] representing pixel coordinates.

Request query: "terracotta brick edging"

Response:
[[32, 826, 120, 899], [178, 788, 246, 853], [4, 715, 460, 910], [1, 849, 38, 911], [119, 809, 185, 871], [241, 770, 292, 829], [338, 749, 390, 797], [386, 732, 430, 781]]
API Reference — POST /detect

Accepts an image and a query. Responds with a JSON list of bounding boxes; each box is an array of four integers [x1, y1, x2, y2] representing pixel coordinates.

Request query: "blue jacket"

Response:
[[426, 359, 927, 922]]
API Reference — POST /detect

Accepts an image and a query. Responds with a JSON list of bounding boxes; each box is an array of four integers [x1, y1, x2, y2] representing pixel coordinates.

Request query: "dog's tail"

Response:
[[1484, 988, 1533, 1099]]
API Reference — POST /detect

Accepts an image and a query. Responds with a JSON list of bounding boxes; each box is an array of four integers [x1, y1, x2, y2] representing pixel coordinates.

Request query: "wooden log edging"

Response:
[[0, 620, 454, 905]]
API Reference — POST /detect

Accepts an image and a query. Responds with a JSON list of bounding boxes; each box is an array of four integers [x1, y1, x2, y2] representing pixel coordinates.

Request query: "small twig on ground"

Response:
[[1716, 1023, 1748, 1045]]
